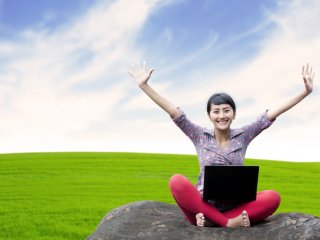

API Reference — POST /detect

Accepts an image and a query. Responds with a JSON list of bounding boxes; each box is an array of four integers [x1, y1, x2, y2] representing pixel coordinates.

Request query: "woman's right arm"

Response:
[[129, 61, 180, 119]]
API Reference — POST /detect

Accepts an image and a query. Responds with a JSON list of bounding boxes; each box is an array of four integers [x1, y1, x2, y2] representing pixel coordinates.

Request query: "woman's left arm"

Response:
[[267, 63, 315, 121]]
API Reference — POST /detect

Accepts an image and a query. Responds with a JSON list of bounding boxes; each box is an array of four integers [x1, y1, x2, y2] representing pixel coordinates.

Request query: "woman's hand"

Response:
[[267, 63, 316, 121], [128, 61, 155, 87], [128, 61, 179, 118], [302, 63, 314, 94]]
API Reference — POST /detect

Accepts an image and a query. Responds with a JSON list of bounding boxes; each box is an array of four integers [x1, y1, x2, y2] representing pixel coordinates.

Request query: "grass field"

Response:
[[0, 152, 319, 239]]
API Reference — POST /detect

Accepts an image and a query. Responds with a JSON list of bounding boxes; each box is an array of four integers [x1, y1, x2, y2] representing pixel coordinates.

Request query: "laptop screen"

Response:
[[203, 165, 259, 202]]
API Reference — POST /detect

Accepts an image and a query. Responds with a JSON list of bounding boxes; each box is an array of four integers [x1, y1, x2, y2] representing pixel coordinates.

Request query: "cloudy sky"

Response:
[[0, 0, 319, 161]]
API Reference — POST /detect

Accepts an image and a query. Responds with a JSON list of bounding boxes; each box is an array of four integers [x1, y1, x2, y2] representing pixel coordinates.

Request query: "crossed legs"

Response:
[[169, 174, 281, 227]]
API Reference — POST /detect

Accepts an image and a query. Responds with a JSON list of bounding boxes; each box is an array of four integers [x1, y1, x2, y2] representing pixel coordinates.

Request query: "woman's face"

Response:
[[208, 103, 235, 131]]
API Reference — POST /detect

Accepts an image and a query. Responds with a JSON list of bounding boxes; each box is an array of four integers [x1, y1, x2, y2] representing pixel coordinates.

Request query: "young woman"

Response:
[[129, 62, 314, 228]]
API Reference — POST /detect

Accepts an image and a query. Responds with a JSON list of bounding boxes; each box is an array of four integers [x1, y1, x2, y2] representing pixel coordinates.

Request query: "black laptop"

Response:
[[203, 165, 259, 202]]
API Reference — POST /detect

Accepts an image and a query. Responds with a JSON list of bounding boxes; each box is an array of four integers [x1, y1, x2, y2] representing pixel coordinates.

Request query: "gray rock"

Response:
[[87, 201, 320, 240]]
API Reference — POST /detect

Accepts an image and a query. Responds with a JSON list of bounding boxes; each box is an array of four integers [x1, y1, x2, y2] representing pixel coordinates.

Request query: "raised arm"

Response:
[[267, 63, 315, 121], [128, 61, 180, 119]]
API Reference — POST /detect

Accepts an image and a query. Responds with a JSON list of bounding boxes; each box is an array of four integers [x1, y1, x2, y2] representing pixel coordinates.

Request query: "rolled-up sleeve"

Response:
[[172, 108, 203, 145], [242, 111, 275, 145]]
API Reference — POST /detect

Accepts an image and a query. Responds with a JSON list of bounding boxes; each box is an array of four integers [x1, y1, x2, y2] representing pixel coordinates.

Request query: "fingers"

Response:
[[131, 60, 150, 71], [302, 63, 315, 79], [143, 61, 146, 71], [302, 64, 314, 93], [130, 61, 141, 72], [302, 63, 309, 75], [136, 60, 141, 69], [149, 68, 155, 76], [131, 63, 138, 73]]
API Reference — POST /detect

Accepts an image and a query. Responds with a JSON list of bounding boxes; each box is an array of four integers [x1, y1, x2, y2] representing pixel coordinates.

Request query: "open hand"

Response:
[[128, 61, 155, 86], [302, 63, 314, 94]]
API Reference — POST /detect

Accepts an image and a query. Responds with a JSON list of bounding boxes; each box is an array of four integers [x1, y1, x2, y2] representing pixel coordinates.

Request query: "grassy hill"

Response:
[[0, 152, 319, 239]]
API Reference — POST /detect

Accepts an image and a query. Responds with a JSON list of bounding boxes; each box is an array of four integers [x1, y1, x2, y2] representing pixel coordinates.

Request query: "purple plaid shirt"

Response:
[[173, 108, 275, 196]]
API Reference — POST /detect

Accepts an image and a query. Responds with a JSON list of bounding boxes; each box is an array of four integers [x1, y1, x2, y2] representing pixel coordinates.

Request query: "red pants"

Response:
[[169, 174, 281, 227]]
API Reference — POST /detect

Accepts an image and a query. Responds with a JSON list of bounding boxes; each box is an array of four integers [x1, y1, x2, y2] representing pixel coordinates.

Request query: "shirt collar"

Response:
[[204, 128, 244, 139]]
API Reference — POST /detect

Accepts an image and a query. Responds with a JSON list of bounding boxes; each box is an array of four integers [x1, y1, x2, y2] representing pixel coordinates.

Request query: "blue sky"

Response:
[[0, 0, 92, 31], [0, 0, 319, 161]]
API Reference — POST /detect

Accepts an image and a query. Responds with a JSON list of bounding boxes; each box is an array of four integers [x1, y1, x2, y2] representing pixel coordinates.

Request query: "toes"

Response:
[[196, 213, 206, 227], [243, 218, 248, 227], [196, 213, 205, 222], [196, 214, 203, 226], [197, 220, 204, 227], [242, 211, 248, 220], [241, 211, 250, 227]]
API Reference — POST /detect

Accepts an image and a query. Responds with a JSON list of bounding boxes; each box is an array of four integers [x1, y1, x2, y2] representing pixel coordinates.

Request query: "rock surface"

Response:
[[87, 201, 320, 240]]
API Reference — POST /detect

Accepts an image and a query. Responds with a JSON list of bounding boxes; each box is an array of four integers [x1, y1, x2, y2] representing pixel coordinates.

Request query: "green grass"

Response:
[[0, 152, 319, 239]]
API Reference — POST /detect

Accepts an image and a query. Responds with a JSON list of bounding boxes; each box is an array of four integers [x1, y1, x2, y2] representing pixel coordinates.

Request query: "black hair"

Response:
[[206, 93, 236, 114]]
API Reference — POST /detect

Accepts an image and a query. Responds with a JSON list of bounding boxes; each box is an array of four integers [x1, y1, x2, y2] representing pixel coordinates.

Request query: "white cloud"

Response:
[[0, 0, 163, 153]]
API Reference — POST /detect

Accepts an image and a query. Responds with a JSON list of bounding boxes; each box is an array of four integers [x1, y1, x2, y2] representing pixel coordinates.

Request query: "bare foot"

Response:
[[196, 213, 215, 227], [226, 210, 250, 228]]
